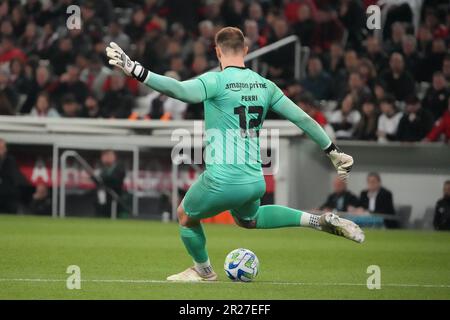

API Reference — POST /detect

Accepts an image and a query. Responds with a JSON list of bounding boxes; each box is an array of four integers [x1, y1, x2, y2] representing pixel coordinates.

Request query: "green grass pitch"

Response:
[[0, 214, 449, 299]]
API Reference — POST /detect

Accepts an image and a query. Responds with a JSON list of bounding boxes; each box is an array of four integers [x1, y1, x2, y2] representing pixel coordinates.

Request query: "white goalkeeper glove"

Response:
[[105, 42, 148, 82], [325, 143, 353, 181]]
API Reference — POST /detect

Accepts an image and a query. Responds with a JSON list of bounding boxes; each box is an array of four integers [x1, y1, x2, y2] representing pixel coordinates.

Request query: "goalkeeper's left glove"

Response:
[[325, 143, 353, 181], [105, 42, 148, 82]]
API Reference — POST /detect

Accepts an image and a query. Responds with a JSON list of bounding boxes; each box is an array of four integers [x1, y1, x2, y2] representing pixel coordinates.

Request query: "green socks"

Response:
[[179, 224, 208, 263], [254, 205, 320, 229]]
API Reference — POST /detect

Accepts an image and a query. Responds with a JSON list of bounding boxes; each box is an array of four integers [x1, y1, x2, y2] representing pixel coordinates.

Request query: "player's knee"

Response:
[[235, 218, 257, 229], [177, 205, 188, 226], [177, 205, 199, 228]]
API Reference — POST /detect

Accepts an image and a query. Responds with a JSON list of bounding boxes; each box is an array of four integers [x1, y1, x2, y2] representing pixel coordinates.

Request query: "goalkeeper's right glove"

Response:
[[105, 42, 148, 82]]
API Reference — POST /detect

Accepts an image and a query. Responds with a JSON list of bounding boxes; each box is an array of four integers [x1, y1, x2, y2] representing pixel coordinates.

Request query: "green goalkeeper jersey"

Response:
[[144, 66, 331, 185], [196, 66, 283, 184]]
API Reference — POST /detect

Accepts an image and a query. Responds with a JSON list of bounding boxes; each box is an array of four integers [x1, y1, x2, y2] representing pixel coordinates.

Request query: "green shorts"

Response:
[[182, 171, 266, 221]]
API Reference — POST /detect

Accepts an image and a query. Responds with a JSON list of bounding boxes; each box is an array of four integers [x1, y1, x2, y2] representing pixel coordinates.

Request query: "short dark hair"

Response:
[[215, 27, 245, 53]]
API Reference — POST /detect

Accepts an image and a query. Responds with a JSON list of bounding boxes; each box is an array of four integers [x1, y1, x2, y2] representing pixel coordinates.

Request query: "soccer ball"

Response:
[[224, 248, 259, 282]]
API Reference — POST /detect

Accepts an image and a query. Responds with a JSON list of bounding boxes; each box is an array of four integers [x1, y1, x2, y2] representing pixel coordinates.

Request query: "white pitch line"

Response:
[[0, 278, 449, 288]]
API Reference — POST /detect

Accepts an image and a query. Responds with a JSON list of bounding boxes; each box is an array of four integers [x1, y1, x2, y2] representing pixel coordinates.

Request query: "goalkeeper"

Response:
[[106, 27, 364, 282]]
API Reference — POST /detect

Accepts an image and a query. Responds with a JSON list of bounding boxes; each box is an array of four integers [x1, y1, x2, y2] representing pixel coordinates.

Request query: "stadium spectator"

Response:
[[244, 20, 266, 52], [401, 35, 421, 81], [384, 22, 406, 54], [377, 96, 402, 142], [357, 58, 377, 91], [20, 65, 56, 114], [81, 1, 104, 40], [9, 58, 31, 95], [433, 180, 450, 230], [293, 3, 316, 48], [396, 96, 434, 142], [264, 17, 294, 87], [0, 69, 18, 115], [93, 150, 126, 217], [422, 72, 450, 121], [344, 71, 372, 105], [426, 97, 450, 143], [373, 81, 387, 104], [328, 94, 361, 139], [353, 99, 379, 141], [416, 24, 433, 57], [324, 41, 345, 78], [103, 20, 131, 53], [19, 21, 38, 55], [30, 92, 59, 118], [421, 38, 447, 82], [0, 35, 26, 65], [364, 36, 388, 73], [29, 182, 51, 215], [358, 172, 398, 229], [54, 65, 89, 105], [100, 71, 133, 119], [49, 37, 75, 76], [300, 56, 332, 100], [320, 176, 359, 212], [0, 138, 20, 214], [81, 95, 103, 119], [80, 55, 112, 100], [190, 55, 209, 78], [60, 94, 82, 118], [380, 52, 416, 101], [337, 0, 365, 51], [331, 49, 359, 99]]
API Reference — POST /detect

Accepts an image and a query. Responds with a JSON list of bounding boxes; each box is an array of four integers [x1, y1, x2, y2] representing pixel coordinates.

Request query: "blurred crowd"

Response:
[[0, 0, 449, 142]]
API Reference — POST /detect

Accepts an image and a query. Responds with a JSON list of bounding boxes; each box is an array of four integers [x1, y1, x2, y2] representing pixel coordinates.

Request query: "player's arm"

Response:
[[105, 42, 211, 104], [270, 92, 353, 181]]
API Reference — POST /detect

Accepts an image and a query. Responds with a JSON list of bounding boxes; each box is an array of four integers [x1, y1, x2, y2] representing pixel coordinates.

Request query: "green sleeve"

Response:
[[270, 87, 332, 150], [143, 72, 206, 103]]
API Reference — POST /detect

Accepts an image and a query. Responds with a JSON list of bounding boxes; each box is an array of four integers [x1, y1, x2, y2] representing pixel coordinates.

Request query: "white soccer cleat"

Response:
[[166, 267, 218, 282], [319, 212, 365, 243]]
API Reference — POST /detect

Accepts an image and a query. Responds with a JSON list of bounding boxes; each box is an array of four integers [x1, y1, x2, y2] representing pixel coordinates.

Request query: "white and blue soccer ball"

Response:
[[224, 248, 259, 282]]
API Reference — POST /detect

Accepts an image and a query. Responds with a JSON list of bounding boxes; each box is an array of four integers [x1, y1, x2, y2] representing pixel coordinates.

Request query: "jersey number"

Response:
[[234, 106, 263, 138]]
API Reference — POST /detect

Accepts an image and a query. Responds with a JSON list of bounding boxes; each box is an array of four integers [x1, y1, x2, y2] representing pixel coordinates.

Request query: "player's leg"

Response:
[[231, 187, 364, 243], [166, 204, 218, 281], [167, 174, 222, 282], [231, 200, 321, 230]]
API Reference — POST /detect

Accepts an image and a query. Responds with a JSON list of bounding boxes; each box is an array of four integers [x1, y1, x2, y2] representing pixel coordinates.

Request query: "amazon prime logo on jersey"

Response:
[[225, 82, 267, 92]]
